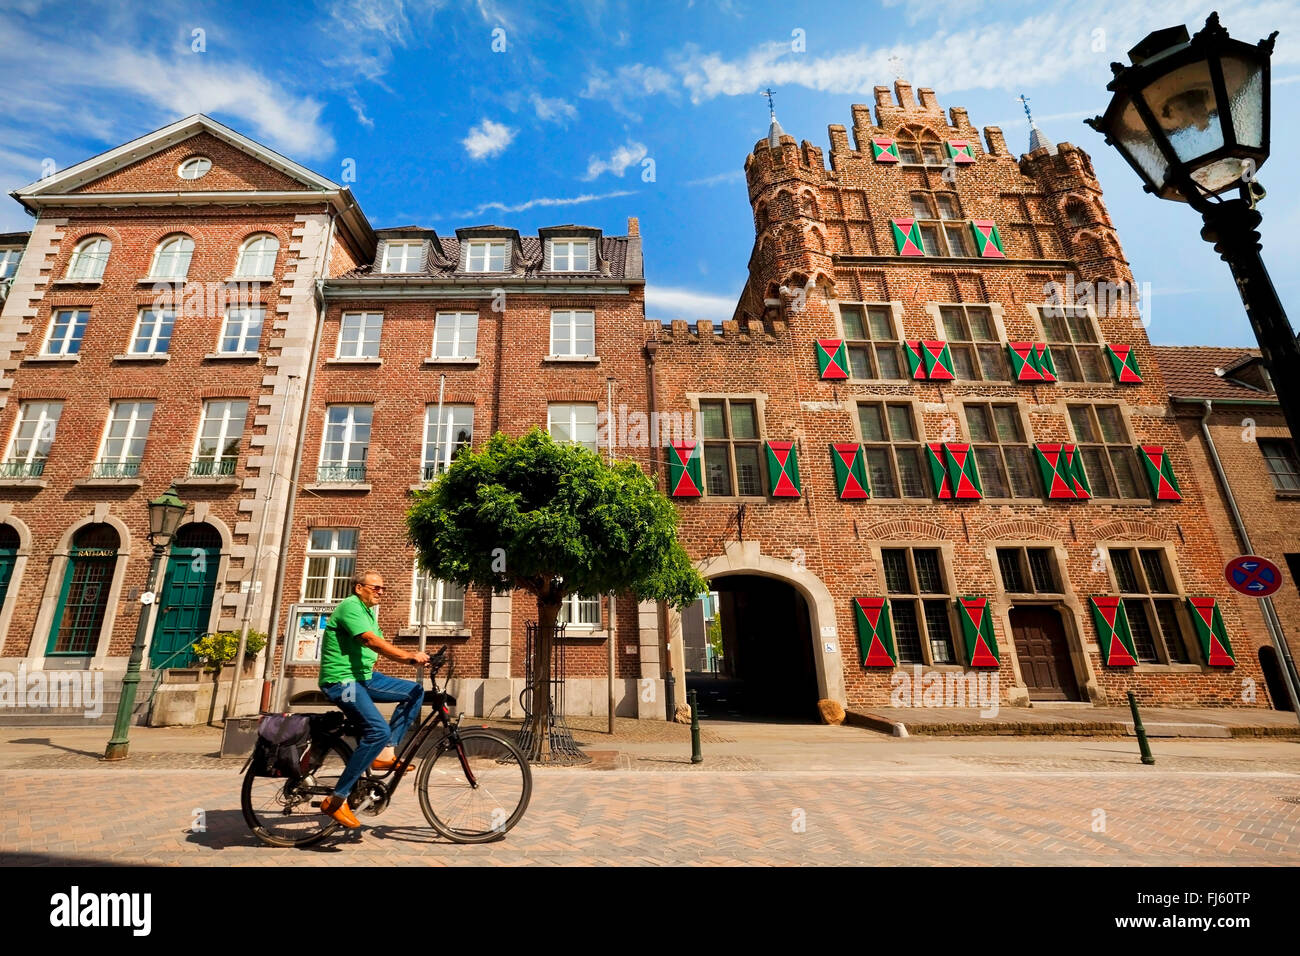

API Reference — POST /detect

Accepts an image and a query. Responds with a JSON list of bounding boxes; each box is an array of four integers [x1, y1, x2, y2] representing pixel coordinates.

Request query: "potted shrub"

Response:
[[192, 631, 267, 726]]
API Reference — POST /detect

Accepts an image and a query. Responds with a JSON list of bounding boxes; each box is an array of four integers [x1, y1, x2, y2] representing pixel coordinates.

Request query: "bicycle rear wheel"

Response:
[[415, 729, 532, 843], [242, 740, 352, 848]]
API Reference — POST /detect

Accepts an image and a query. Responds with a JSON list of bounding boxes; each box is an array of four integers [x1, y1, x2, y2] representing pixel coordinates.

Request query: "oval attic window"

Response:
[[178, 156, 212, 180]]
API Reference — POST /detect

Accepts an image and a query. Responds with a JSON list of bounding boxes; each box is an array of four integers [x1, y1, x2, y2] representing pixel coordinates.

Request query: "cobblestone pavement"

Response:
[[3, 764, 1299, 866]]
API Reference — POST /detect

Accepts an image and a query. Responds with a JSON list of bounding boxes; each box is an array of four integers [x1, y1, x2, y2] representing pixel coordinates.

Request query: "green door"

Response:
[[150, 545, 219, 668], [0, 549, 16, 610]]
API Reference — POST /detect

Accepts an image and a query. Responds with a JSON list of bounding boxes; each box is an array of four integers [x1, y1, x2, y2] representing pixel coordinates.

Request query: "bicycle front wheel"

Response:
[[242, 739, 351, 848], [415, 729, 532, 843]]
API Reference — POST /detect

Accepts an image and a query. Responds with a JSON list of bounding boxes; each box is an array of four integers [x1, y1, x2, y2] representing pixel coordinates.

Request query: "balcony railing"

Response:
[[421, 463, 443, 481], [0, 459, 45, 478], [189, 458, 237, 477], [317, 463, 367, 483], [91, 460, 141, 479]]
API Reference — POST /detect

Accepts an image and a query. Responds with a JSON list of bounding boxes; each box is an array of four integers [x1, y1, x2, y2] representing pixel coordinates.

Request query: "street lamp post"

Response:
[[1085, 12, 1300, 440], [104, 485, 188, 761]]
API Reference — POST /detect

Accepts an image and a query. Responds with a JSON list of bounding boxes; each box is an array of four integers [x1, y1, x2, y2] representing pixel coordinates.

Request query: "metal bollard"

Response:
[[1127, 690, 1156, 765], [689, 689, 703, 764]]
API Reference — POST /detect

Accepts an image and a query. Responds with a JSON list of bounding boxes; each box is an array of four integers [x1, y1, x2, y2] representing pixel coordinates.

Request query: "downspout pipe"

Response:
[[1198, 399, 1300, 718]]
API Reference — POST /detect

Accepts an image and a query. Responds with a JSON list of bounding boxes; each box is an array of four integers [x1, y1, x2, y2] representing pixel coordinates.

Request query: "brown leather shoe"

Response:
[[321, 795, 361, 828], [371, 756, 415, 773]]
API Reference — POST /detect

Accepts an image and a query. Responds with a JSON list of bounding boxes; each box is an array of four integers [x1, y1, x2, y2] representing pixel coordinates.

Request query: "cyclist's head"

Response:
[[353, 570, 386, 607]]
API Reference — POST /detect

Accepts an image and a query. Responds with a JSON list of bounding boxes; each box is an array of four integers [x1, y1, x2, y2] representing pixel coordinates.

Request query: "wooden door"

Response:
[[1010, 606, 1080, 701], [149, 546, 218, 668]]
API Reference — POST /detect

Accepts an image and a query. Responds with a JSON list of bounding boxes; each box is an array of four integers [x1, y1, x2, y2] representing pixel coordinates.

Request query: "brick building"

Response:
[[0, 88, 1290, 727], [1152, 345, 1300, 710]]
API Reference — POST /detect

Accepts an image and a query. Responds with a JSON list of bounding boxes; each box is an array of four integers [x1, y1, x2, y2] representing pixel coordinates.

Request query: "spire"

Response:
[[761, 88, 786, 148], [1020, 93, 1057, 154]]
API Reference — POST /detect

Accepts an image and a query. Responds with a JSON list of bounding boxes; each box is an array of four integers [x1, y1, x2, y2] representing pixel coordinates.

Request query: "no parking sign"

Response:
[[1224, 555, 1282, 597]]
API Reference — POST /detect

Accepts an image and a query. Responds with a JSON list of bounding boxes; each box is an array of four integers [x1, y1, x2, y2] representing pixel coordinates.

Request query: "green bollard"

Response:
[[1127, 691, 1156, 765], [689, 689, 703, 764]]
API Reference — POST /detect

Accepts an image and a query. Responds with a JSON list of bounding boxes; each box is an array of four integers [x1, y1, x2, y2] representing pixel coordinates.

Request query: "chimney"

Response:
[[627, 216, 640, 237]]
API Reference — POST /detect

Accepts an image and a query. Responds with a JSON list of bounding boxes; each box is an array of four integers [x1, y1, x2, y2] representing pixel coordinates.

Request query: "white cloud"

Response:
[[584, 141, 648, 180], [687, 169, 744, 187], [581, 64, 675, 116], [462, 118, 516, 160], [530, 93, 578, 123], [455, 188, 635, 217], [645, 285, 738, 323]]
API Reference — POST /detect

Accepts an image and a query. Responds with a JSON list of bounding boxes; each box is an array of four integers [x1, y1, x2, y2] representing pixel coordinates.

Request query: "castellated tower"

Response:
[[651, 80, 1269, 715]]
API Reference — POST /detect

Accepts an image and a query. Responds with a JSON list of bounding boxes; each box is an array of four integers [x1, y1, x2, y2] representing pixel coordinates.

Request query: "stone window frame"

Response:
[[958, 400, 1040, 501], [1063, 400, 1148, 503], [851, 395, 931, 503], [686, 392, 768, 501], [832, 300, 907, 382], [1025, 301, 1112, 386], [925, 301, 1013, 382], [908, 191, 976, 257], [867, 539, 964, 669], [1101, 540, 1201, 671]]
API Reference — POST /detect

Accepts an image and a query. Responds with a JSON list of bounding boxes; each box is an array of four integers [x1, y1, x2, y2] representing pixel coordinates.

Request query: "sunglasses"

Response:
[[361, 583, 387, 592]]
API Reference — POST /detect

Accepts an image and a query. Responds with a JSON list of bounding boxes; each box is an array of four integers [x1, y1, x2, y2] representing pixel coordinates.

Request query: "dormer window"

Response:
[[381, 241, 423, 273], [465, 240, 508, 273], [548, 239, 592, 271]]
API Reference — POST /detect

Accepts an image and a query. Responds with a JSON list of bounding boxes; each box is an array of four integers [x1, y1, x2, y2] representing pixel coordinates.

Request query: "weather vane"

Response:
[[1018, 93, 1034, 125], [760, 88, 776, 115]]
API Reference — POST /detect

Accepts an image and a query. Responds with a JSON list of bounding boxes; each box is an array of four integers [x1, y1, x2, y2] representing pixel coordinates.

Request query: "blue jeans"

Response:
[[321, 673, 424, 799]]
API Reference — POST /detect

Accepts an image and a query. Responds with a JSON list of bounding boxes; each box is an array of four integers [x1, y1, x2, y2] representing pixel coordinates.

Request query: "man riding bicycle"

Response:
[[318, 569, 429, 828]]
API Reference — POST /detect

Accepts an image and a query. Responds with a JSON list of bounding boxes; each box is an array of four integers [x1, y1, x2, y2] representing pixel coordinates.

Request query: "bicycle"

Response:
[[241, 645, 531, 848]]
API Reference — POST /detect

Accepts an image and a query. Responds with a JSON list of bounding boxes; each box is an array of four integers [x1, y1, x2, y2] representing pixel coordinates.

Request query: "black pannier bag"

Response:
[[252, 713, 313, 778]]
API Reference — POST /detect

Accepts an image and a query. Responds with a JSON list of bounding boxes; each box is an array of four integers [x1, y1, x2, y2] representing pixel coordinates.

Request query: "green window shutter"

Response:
[[816, 339, 849, 380], [1063, 442, 1091, 498], [854, 597, 897, 666], [1105, 344, 1143, 383], [1138, 445, 1182, 501], [957, 596, 1000, 666], [921, 341, 956, 380], [1089, 596, 1139, 666], [765, 440, 801, 497], [1034, 343, 1058, 382], [926, 443, 952, 499], [1186, 597, 1237, 665], [904, 340, 926, 379], [1007, 342, 1044, 382], [871, 138, 899, 163], [944, 442, 983, 498], [970, 220, 1006, 258], [946, 140, 976, 164], [666, 441, 702, 497], [830, 443, 870, 499], [1034, 443, 1076, 499], [890, 218, 924, 256]]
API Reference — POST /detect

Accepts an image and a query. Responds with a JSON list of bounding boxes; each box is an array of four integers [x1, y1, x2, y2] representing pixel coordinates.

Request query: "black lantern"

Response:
[[147, 484, 187, 549], [1086, 12, 1275, 206]]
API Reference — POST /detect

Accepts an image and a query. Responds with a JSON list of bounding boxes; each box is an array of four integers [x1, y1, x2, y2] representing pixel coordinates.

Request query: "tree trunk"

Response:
[[524, 595, 562, 762]]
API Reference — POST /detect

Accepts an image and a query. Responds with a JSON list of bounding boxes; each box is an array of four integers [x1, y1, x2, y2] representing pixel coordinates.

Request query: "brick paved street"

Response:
[[4, 749, 1299, 866]]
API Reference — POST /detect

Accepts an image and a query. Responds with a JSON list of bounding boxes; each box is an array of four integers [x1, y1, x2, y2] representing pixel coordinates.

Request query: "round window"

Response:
[[178, 156, 212, 181]]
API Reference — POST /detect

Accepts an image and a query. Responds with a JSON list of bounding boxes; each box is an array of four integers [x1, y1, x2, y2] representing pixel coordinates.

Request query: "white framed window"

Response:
[[303, 528, 358, 603], [3, 401, 62, 476], [318, 404, 372, 481], [433, 312, 478, 359], [0, 248, 21, 280], [548, 403, 598, 453], [178, 156, 212, 180], [411, 570, 466, 626], [235, 234, 279, 278], [558, 594, 600, 627], [192, 399, 247, 477], [549, 239, 591, 271], [129, 309, 175, 355], [43, 309, 90, 355], [337, 312, 382, 359], [423, 405, 474, 479], [381, 241, 423, 273], [219, 307, 264, 354], [95, 401, 154, 477], [465, 240, 508, 273], [66, 236, 111, 281], [148, 235, 194, 280], [549, 309, 595, 358]]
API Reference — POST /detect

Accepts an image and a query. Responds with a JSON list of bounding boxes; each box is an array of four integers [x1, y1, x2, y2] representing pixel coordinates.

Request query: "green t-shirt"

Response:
[[319, 594, 381, 685]]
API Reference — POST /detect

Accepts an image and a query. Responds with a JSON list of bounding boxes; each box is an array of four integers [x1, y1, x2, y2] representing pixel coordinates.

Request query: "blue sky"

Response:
[[1, 0, 1298, 345]]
